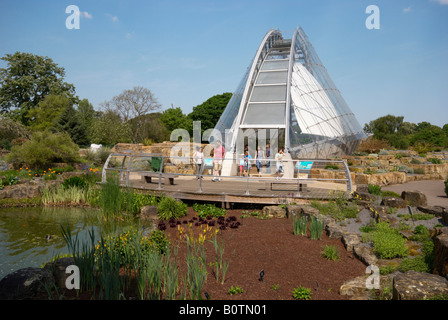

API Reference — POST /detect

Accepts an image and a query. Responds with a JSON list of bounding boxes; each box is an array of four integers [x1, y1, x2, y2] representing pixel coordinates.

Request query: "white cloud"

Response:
[[430, 0, 448, 5], [80, 11, 93, 19], [106, 13, 119, 22], [403, 6, 412, 13]]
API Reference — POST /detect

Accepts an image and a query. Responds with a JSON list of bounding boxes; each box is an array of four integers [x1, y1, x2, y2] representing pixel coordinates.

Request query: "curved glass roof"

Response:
[[212, 27, 366, 159]]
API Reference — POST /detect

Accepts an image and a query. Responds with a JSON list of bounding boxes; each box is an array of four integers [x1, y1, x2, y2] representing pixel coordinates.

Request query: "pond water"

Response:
[[0, 206, 153, 280]]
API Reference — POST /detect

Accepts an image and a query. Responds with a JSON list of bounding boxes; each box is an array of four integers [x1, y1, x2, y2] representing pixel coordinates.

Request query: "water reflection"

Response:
[[0, 207, 152, 280]]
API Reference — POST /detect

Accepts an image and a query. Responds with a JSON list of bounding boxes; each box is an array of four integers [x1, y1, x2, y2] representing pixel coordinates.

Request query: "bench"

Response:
[[142, 172, 179, 185], [261, 179, 307, 191]]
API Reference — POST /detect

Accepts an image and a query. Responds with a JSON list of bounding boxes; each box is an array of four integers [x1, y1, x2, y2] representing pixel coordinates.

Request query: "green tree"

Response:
[[56, 104, 89, 146], [89, 110, 131, 146], [410, 124, 448, 148], [364, 115, 404, 139], [0, 117, 31, 150], [0, 52, 76, 124], [160, 106, 192, 134], [128, 112, 170, 143], [188, 92, 232, 134], [27, 94, 70, 131]]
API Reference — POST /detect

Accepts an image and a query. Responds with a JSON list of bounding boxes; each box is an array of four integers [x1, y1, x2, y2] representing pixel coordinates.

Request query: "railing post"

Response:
[[102, 153, 113, 183], [157, 156, 164, 190], [125, 155, 132, 187], [198, 160, 204, 193], [342, 159, 352, 194]]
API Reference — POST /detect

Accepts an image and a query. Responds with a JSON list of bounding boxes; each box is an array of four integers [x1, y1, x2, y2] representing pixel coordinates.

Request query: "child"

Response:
[[239, 154, 245, 176], [243, 151, 252, 177]]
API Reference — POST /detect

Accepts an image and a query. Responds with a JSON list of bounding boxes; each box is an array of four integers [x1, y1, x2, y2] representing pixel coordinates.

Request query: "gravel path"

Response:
[[382, 180, 448, 207]]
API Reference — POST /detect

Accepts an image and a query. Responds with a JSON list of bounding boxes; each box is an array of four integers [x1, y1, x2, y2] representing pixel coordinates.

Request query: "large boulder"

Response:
[[262, 206, 287, 219], [0, 267, 54, 299], [342, 232, 362, 252], [43, 257, 76, 289], [0, 182, 42, 199], [417, 205, 447, 217], [353, 244, 378, 266], [381, 197, 406, 208], [392, 270, 448, 300], [433, 233, 448, 277], [140, 205, 159, 221], [401, 190, 427, 207]]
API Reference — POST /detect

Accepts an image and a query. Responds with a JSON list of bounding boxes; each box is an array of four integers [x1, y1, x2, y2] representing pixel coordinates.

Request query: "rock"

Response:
[[262, 206, 287, 219], [339, 275, 369, 297], [342, 232, 362, 252], [140, 205, 158, 221], [340, 274, 391, 299], [353, 191, 378, 203], [285, 204, 304, 218], [0, 267, 54, 300], [417, 205, 447, 217], [433, 233, 448, 277], [401, 190, 427, 207], [43, 257, 75, 289], [353, 244, 378, 266], [443, 210, 448, 225], [325, 222, 344, 239], [381, 197, 406, 208], [0, 182, 42, 199], [392, 270, 448, 300]]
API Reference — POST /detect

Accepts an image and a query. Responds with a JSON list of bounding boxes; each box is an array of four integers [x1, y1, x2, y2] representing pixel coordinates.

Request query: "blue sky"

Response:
[[1, 0, 447, 127]]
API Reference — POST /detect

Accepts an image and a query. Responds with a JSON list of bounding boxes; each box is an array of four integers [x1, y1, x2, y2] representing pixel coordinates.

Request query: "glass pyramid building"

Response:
[[211, 27, 366, 161]]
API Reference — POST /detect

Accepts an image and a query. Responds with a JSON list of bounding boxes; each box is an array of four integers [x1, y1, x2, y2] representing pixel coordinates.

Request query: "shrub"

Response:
[[398, 256, 431, 273], [7, 131, 81, 169], [321, 245, 339, 261], [193, 203, 226, 218], [292, 286, 312, 300], [311, 191, 359, 221], [62, 176, 88, 189], [228, 286, 244, 295], [157, 196, 187, 220], [427, 158, 442, 164], [368, 184, 382, 196], [371, 222, 408, 259]]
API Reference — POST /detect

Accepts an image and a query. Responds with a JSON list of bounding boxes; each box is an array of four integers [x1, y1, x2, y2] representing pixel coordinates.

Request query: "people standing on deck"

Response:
[[243, 151, 252, 177], [255, 146, 264, 176], [265, 144, 271, 174], [212, 140, 225, 182], [193, 146, 204, 179], [239, 154, 245, 176], [275, 148, 284, 180]]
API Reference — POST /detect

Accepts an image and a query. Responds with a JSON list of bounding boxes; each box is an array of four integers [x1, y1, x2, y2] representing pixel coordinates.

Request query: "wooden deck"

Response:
[[122, 172, 349, 207]]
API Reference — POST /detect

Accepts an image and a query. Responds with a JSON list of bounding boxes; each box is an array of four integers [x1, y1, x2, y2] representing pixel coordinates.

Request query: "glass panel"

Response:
[[242, 103, 285, 125], [256, 71, 288, 84], [250, 85, 286, 102], [266, 52, 290, 60], [261, 60, 289, 70]]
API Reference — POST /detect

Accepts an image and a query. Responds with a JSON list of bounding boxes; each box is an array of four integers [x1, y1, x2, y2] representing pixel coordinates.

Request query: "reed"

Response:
[[210, 234, 231, 284], [293, 215, 308, 236], [310, 216, 324, 240], [185, 234, 207, 300]]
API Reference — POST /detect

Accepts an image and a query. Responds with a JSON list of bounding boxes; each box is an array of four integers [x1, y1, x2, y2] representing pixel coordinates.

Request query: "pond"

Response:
[[0, 206, 153, 280]]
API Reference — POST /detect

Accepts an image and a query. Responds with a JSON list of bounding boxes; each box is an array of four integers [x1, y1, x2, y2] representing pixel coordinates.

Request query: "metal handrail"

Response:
[[101, 152, 352, 198]]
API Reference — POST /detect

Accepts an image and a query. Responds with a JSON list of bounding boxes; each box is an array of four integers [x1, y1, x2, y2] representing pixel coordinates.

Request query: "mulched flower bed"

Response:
[[160, 207, 367, 300]]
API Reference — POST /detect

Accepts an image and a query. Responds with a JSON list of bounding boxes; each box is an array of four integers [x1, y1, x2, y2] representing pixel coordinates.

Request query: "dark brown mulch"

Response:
[[40, 207, 367, 301], [162, 208, 367, 300]]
